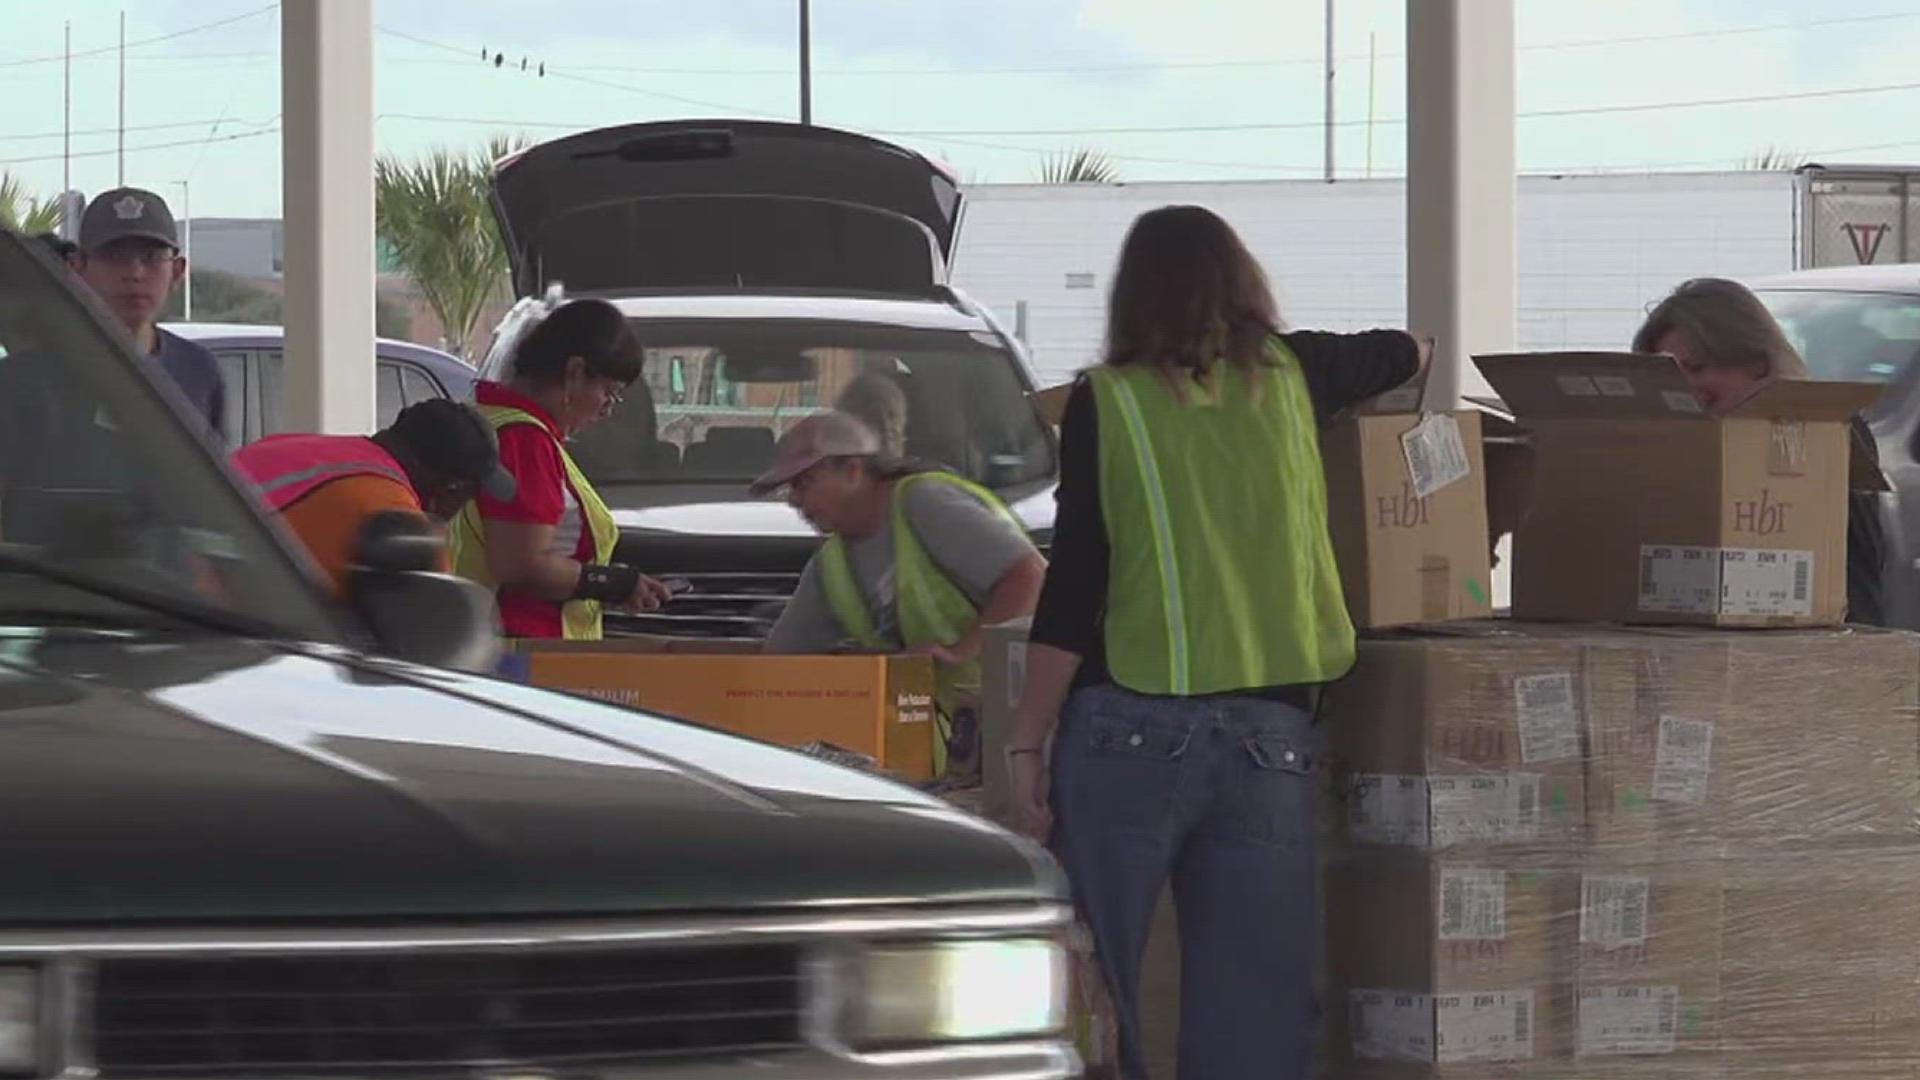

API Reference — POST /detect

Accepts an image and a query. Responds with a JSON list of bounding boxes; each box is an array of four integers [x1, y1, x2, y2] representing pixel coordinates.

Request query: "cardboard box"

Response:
[[1571, 861, 1724, 1060], [1323, 629, 1588, 851], [505, 642, 939, 780], [1322, 395, 1494, 628], [1327, 850, 1574, 1066], [1718, 848, 1920, 1059], [1032, 383, 1072, 428], [1474, 351, 1882, 627], [1580, 627, 1920, 847], [978, 618, 1032, 822]]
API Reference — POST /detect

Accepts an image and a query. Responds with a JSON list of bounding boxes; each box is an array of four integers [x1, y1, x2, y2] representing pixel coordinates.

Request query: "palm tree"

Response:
[[1742, 146, 1808, 171], [375, 136, 523, 359], [0, 172, 63, 234], [1038, 148, 1120, 184]]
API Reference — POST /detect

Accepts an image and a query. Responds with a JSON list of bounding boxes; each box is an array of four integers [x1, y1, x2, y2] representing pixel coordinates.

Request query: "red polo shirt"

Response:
[[474, 382, 598, 639]]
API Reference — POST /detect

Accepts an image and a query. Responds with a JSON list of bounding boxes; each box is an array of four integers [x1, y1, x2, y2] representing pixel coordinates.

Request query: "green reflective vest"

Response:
[[818, 471, 1021, 776], [449, 404, 621, 642], [1089, 344, 1356, 695]]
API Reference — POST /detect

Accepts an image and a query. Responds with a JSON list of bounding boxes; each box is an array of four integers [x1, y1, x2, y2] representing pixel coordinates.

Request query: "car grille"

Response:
[[607, 571, 798, 640], [91, 944, 805, 1075]]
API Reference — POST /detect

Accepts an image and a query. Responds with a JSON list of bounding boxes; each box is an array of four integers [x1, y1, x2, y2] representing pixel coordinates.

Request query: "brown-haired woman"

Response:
[[1635, 277, 1887, 625], [1006, 205, 1428, 1080], [450, 298, 672, 640]]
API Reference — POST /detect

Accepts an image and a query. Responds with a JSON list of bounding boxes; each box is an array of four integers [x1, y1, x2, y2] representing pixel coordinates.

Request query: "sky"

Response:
[[4, 0, 1920, 219]]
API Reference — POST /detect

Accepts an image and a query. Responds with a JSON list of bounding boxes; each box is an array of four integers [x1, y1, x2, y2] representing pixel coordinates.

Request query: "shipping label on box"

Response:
[[1346, 773, 1549, 849], [1639, 545, 1816, 619], [1577, 985, 1680, 1057], [1322, 406, 1493, 630], [1350, 989, 1536, 1064], [1475, 351, 1877, 628]]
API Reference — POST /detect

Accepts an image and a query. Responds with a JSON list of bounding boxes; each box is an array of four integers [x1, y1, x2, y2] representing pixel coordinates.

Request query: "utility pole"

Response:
[[117, 11, 126, 182], [799, 0, 813, 125], [173, 181, 192, 319], [1323, 0, 1335, 181], [1366, 31, 1377, 178], [63, 21, 72, 201]]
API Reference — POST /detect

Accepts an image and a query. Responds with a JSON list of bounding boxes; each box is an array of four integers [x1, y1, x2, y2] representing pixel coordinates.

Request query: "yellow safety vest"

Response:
[[818, 471, 1022, 776], [450, 404, 621, 641], [1089, 344, 1356, 695]]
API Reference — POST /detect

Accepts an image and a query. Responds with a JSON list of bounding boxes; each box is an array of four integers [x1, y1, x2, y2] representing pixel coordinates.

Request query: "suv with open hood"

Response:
[[480, 120, 1058, 640]]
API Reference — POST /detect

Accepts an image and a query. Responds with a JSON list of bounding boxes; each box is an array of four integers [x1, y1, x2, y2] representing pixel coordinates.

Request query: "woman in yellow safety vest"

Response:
[[1007, 205, 1430, 1080], [757, 409, 1048, 778], [450, 298, 672, 640]]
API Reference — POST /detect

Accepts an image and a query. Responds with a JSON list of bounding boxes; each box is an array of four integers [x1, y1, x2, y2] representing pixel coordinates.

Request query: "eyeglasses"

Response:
[[91, 246, 179, 271]]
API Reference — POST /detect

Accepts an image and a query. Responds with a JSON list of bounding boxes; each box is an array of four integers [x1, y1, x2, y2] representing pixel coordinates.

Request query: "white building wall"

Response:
[[953, 171, 1798, 387]]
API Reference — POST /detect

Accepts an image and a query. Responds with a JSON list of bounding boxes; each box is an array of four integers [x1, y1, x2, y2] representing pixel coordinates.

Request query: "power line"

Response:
[[0, 115, 280, 143], [0, 124, 279, 167], [379, 113, 584, 131], [544, 68, 790, 121], [186, 6, 278, 183], [0, 4, 276, 70], [375, 26, 791, 120], [379, 8, 1920, 78], [889, 77, 1920, 137]]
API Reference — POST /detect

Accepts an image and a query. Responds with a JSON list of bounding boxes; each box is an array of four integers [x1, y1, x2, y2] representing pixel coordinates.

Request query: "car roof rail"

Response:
[[932, 284, 975, 315]]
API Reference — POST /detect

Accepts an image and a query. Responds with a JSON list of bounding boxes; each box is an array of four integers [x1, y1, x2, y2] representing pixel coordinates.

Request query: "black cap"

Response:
[[79, 187, 180, 252], [388, 399, 517, 501]]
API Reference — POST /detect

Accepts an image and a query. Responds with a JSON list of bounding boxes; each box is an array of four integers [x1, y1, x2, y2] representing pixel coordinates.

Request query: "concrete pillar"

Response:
[[280, 0, 376, 434], [1405, 0, 1516, 408]]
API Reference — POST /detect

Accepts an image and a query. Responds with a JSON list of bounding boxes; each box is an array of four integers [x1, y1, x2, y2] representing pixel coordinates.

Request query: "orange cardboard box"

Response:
[[507, 642, 938, 780]]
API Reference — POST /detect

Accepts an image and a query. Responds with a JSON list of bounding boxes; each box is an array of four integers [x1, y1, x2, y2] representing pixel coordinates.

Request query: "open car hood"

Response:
[[491, 120, 964, 297]]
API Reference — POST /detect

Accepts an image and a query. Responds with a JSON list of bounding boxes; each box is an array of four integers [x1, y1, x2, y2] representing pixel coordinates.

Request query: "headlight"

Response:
[[833, 938, 1067, 1050], [0, 967, 38, 1075]]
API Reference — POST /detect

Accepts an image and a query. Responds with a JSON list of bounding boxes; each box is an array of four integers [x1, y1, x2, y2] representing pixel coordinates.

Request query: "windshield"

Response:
[[1757, 288, 1920, 402], [0, 234, 339, 640], [566, 319, 1056, 492]]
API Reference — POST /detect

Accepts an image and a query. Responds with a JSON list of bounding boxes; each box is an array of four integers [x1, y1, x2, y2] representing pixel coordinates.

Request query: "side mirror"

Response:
[[349, 511, 501, 673]]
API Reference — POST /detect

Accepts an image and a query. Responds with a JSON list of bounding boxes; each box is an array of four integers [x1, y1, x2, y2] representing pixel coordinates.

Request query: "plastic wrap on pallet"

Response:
[[1317, 622, 1920, 1080]]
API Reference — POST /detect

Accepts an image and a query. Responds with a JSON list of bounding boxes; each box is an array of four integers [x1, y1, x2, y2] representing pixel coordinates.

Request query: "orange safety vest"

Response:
[[234, 434, 416, 513]]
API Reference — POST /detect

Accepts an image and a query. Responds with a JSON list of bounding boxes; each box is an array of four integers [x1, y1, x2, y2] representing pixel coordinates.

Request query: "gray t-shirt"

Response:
[[767, 478, 1037, 652]]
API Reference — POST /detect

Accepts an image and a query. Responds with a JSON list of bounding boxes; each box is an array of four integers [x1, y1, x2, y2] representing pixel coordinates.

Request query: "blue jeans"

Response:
[[1051, 684, 1320, 1080]]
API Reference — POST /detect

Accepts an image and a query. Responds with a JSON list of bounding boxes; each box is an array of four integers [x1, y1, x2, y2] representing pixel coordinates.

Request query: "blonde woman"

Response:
[[1634, 277, 1887, 625]]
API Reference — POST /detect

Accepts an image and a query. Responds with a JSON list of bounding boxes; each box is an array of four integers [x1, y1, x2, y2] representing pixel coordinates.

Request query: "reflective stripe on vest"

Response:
[[235, 435, 412, 512], [818, 471, 1023, 777], [448, 405, 621, 641], [1090, 345, 1357, 696]]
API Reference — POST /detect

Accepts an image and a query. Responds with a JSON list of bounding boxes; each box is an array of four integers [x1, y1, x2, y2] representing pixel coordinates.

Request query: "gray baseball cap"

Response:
[[79, 187, 180, 252], [749, 411, 882, 495]]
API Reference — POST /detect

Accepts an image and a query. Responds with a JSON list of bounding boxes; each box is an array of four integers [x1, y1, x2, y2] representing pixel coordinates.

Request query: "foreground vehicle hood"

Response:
[[0, 630, 1057, 923]]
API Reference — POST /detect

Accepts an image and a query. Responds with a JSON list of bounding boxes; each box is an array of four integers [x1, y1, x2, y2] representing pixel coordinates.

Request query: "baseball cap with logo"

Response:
[[78, 187, 181, 253], [389, 399, 518, 501], [749, 411, 882, 495]]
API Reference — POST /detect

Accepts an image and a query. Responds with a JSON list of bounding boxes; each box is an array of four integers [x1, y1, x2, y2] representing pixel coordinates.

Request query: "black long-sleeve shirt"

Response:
[[1847, 415, 1888, 627], [1029, 330, 1423, 702]]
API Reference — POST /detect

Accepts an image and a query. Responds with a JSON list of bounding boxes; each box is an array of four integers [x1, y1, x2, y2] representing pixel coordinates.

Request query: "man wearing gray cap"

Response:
[[73, 187, 225, 442], [756, 410, 1047, 779]]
